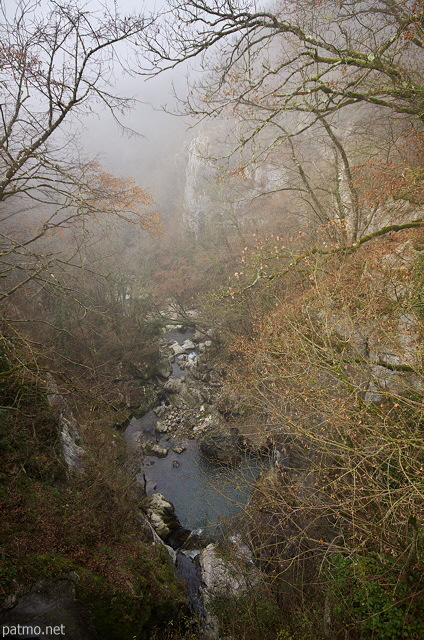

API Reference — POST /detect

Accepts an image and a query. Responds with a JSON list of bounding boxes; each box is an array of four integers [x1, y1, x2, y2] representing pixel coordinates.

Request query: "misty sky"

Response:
[[81, 0, 194, 207]]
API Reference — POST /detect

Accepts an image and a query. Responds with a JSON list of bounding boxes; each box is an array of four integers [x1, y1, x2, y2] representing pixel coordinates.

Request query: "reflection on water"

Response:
[[139, 437, 263, 535], [124, 411, 265, 536], [124, 327, 266, 537]]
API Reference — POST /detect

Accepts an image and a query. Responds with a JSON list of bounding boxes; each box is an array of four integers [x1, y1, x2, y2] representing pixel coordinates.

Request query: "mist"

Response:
[[79, 1, 196, 223]]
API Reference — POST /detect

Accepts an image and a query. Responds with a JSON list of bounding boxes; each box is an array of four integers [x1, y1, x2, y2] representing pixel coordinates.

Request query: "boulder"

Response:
[[199, 543, 255, 596], [171, 342, 186, 356], [136, 435, 169, 458], [154, 360, 173, 379], [172, 446, 186, 454], [165, 380, 205, 409], [145, 493, 182, 540], [192, 412, 217, 435], [164, 378, 184, 394], [155, 421, 170, 434], [153, 405, 168, 418], [124, 384, 157, 416], [182, 339, 195, 350], [200, 427, 241, 465]]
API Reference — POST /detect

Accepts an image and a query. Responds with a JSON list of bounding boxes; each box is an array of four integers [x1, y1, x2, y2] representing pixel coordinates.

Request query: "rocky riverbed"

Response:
[[124, 323, 270, 635]]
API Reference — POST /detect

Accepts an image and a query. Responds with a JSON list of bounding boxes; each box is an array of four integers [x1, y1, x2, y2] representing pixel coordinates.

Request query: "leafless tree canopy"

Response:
[[0, 0, 160, 300], [147, 0, 423, 121]]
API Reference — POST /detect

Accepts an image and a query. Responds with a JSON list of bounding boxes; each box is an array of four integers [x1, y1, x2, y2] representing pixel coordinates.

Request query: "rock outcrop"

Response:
[[199, 542, 260, 638], [144, 493, 183, 541], [45, 374, 84, 474]]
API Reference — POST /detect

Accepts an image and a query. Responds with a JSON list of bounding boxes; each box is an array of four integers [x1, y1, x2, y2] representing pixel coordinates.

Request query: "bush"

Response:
[[326, 553, 424, 639]]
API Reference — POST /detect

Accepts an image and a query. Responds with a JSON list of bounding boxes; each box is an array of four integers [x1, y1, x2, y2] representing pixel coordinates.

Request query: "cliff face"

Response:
[[181, 111, 423, 245], [183, 131, 218, 233], [183, 126, 287, 234]]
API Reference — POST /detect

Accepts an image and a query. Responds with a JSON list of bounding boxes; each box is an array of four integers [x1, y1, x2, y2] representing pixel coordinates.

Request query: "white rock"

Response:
[[171, 342, 186, 356], [155, 421, 169, 433], [199, 543, 260, 638]]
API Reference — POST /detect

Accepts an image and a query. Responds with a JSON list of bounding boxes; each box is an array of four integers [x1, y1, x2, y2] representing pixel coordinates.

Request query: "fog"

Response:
[[80, 0, 195, 221]]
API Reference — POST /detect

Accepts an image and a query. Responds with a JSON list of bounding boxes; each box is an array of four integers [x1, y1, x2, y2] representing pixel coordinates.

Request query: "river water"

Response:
[[124, 328, 265, 536], [123, 328, 266, 615], [126, 420, 263, 536]]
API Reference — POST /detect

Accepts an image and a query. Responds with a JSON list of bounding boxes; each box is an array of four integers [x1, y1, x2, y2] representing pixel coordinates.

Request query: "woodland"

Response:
[[0, 1, 423, 639]]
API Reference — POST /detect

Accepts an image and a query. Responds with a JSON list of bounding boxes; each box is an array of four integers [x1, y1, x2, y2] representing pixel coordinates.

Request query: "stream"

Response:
[[123, 327, 267, 617]]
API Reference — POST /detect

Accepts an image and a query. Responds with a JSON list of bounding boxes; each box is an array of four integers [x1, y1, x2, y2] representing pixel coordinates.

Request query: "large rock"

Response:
[[164, 378, 184, 394], [200, 543, 255, 595], [155, 420, 170, 434], [123, 383, 157, 416], [136, 435, 169, 458], [153, 405, 168, 418], [154, 359, 173, 379], [164, 378, 205, 409], [182, 339, 195, 350], [200, 426, 241, 465], [199, 542, 259, 638], [171, 342, 186, 356], [144, 493, 182, 540]]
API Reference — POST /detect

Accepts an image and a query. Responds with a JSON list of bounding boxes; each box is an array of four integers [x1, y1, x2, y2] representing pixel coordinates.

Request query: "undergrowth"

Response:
[[0, 335, 186, 639]]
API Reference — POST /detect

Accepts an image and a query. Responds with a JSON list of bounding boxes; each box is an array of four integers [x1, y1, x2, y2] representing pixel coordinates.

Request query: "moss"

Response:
[[76, 546, 186, 640], [0, 341, 187, 638]]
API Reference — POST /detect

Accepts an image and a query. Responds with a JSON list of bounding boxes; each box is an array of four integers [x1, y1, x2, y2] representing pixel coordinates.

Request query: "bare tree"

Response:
[[0, 0, 160, 300], [142, 0, 423, 245], [148, 0, 424, 122]]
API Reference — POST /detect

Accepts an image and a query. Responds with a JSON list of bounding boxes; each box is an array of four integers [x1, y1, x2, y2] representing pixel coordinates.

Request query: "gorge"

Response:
[[1, 0, 424, 638]]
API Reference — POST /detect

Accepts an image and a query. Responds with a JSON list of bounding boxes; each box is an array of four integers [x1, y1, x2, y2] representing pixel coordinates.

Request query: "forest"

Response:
[[0, 0, 423, 639]]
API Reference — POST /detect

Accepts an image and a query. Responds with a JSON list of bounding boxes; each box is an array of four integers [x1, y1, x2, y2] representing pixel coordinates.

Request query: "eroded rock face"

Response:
[[200, 544, 254, 595], [45, 374, 84, 475], [199, 542, 260, 638], [59, 415, 85, 474]]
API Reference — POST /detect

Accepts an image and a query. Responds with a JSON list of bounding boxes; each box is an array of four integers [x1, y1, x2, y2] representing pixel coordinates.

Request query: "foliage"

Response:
[[210, 586, 286, 640], [0, 338, 186, 638], [326, 553, 424, 639], [194, 226, 424, 639]]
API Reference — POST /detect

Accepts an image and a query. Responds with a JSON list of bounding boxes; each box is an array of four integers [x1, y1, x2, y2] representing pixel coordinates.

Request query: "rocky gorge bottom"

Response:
[[123, 325, 274, 637]]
